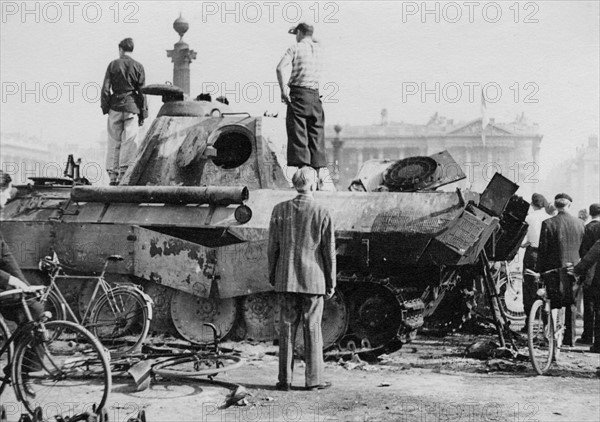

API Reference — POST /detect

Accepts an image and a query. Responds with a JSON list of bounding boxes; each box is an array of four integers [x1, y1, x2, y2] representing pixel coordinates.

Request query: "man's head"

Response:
[[0, 170, 13, 208], [292, 167, 318, 193], [118, 38, 134, 54], [554, 193, 573, 211], [531, 193, 548, 210], [288, 23, 314, 42], [589, 203, 600, 219]]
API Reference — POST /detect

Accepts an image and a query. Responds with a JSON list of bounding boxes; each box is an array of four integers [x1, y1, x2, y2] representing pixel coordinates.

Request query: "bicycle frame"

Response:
[[40, 258, 115, 325]]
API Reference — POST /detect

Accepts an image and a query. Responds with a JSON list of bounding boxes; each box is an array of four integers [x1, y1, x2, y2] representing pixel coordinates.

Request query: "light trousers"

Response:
[[278, 293, 324, 387], [106, 109, 139, 182]]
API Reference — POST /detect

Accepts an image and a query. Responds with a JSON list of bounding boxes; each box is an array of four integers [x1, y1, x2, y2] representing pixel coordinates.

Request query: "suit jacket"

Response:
[[0, 232, 27, 290], [574, 239, 600, 289], [580, 219, 600, 257], [268, 193, 336, 295], [537, 211, 585, 273]]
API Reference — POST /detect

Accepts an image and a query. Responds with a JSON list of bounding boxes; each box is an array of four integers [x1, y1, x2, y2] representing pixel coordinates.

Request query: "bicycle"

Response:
[[0, 287, 111, 419], [525, 267, 567, 375], [491, 260, 526, 322], [38, 254, 153, 357], [111, 323, 243, 387]]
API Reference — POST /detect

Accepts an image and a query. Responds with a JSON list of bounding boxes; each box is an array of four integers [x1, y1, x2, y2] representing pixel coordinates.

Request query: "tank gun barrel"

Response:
[[71, 186, 249, 205]]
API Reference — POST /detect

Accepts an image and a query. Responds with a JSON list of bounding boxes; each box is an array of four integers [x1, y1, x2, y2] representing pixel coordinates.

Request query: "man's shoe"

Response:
[[576, 337, 593, 345], [275, 382, 291, 391], [306, 382, 332, 391], [589, 346, 600, 354]]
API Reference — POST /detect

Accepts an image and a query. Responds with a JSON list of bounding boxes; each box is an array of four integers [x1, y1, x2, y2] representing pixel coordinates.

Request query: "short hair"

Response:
[[292, 167, 317, 192], [118, 38, 134, 52], [0, 170, 12, 190], [589, 203, 600, 217], [554, 198, 571, 209], [531, 193, 547, 208]]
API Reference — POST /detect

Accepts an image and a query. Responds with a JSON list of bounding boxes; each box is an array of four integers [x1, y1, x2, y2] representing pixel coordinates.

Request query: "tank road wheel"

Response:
[[170, 291, 237, 344], [343, 283, 404, 348], [273, 291, 349, 353], [242, 293, 278, 341]]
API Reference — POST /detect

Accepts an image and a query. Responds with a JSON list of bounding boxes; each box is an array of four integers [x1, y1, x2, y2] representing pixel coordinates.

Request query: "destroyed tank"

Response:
[[0, 86, 528, 353]]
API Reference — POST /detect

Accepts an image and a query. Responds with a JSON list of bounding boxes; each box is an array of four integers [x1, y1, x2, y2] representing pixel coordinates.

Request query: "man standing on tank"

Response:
[[268, 167, 335, 391], [101, 37, 147, 186], [276, 23, 327, 178]]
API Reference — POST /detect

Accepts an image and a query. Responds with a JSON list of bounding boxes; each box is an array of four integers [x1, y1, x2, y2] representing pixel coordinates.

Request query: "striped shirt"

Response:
[[285, 39, 322, 90]]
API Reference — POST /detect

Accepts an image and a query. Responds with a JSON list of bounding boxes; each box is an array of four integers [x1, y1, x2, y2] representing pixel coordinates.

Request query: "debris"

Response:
[[222, 385, 252, 408], [465, 340, 499, 359]]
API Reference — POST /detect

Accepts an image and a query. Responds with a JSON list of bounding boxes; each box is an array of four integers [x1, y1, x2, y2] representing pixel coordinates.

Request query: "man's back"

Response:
[[102, 56, 146, 114], [268, 194, 335, 295], [287, 39, 322, 90], [538, 212, 585, 272]]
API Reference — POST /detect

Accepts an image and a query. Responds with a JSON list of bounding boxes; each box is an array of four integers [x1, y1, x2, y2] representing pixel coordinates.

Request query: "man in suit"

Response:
[[268, 166, 335, 391], [1, 170, 43, 323], [577, 203, 600, 345], [537, 193, 585, 346], [572, 239, 600, 353]]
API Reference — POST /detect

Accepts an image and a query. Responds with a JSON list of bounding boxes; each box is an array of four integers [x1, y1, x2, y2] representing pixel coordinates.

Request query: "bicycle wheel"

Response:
[[153, 354, 243, 380], [0, 317, 12, 364], [11, 320, 111, 418], [497, 272, 526, 321], [88, 285, 152, 356], [528, 299, 554, 375], [42, 290, 67, 322]]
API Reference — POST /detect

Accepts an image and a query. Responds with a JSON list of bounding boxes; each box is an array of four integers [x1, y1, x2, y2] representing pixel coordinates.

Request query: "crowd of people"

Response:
[[522, 192, 600, 353]]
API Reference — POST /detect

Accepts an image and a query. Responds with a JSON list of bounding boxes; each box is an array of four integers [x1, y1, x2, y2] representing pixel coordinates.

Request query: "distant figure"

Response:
[[577, 203, 600, 346], [537, 193, 585, 346], [520, 193, 550, 331], [101, 38, 147, 185], [268, 167, 335, 391], [276, 23, 326, 172], [0, 170, 43, 324], [572, 239, 600, 353], [579, 208, 590, 223]]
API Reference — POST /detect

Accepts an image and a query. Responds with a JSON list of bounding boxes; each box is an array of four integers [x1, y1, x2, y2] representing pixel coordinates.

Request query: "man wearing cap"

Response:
[[276, 23, 326, 174], [577, 203, 600, 345], [268, 166, 335, 391], [520, 193, 551, 331], [101, 37, 148, 186], [537, 193, 585, 346]]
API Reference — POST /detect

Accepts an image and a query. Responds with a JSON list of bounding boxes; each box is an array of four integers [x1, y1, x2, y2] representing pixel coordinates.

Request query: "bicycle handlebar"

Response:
[[0, 285, 46, 299]]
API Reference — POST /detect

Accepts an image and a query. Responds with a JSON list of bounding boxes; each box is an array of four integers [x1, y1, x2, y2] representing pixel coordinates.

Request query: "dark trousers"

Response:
[[285, 86, 327, 168], [278, 293, 324, 388], [582, 275, 596, 341], [522, 246, 539, 324]]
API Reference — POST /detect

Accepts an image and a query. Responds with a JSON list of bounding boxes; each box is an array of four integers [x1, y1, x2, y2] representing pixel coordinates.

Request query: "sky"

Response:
[[1, 0, 599, 178]]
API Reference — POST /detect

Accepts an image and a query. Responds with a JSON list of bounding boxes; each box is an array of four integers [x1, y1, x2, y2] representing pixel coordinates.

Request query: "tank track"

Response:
[[338, 273, 425, 346]]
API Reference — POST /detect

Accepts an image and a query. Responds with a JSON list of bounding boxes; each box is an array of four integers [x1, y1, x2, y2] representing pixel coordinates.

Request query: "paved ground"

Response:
[[2, 320, 599, 422]]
